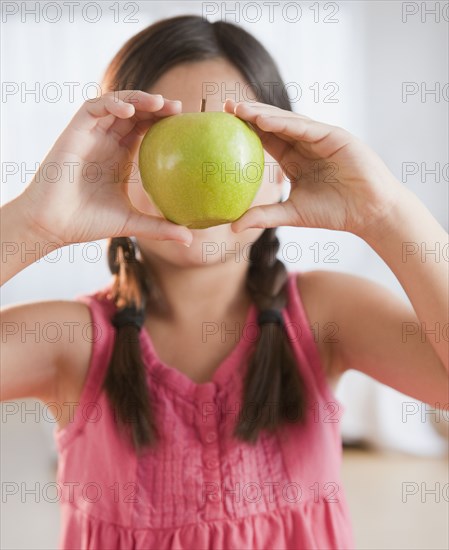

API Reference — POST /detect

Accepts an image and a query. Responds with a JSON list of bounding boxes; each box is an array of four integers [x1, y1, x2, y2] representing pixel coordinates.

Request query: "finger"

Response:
[[224, 99, 294, 166], [232, 102, 331, 144], [254, 114, 332, 142], [119, 122, 149, 153], [71, 96, 137, 133], [96, 106, 136, 134], [225, 99, 311, 121], [229, 100, 322, 144], [72, 91, 166, 132], [135, 98, 182, 120], [258, 115, 353, 160], [231, 113, 304, 177], [225, 99, 320, 167], [121, 208, 193, 246], [248, 122, 292, 162], [223, 98, 235, 113], [109, 98, 183, 142], [118, 99, 183, 152], [231, 200, 299, 232], [110, 90, 167, 113], [225, 99, 284, 115]]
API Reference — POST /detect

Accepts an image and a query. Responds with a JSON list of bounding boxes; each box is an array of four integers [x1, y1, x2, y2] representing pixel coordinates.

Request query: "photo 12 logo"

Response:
[[402, 82, 449, 103], [202, 81, 340, 104], [1, 81, 105, 104], [402, 2, 449, 23], [402, 482, 449, 503], [402, 162, 448, 184], [1, 1, 140, 24], [201, 2, 340, 24]]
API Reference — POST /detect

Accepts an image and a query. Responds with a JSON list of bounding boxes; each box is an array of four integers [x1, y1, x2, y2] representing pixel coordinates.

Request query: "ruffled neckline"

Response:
[[139, 302, 258, 402]]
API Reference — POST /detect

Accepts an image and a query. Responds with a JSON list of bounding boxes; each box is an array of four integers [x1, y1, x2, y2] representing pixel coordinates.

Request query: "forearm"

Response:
[[1, 194, 62, 286], [361, 184, 449, 370]]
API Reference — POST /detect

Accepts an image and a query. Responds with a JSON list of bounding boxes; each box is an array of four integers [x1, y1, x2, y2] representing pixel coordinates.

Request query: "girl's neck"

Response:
[[140, 253, 251, 324]]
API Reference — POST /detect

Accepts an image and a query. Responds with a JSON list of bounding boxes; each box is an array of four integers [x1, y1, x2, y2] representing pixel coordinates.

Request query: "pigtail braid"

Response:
[[103, 237, 157, 452], [234, 229, 308, 442]]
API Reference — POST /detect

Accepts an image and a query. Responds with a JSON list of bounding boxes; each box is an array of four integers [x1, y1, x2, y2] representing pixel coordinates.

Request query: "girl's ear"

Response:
[[275, 163, 284, 185], [275, 163, 285, 200], [265, 151, 285, 191]]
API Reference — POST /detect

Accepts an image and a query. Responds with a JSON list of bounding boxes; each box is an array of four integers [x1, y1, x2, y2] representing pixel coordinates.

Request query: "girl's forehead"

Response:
[[147, 59, 251, 111]]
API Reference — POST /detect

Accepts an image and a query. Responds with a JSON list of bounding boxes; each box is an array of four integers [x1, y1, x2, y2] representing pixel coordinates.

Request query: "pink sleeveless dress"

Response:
[[53, 271, 354, 549]]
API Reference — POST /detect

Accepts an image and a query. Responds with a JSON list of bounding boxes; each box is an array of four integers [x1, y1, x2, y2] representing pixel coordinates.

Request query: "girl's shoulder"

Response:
[[293, 269, 360, 385], [0, 298, 95, 409], [295, 268, 368, 318], [294, 269, 335, 325], [52, 288, 116, 431]]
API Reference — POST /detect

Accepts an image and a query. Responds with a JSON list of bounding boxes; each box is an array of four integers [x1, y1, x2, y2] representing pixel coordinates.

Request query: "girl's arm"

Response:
[[225, 99, 448, 406], [1, 92, 193, 405], [1, 90, 191, 289], [298, 268, 448, 408], [1, 193, 61, 286], [0, 299, 92, 404], [361, 187, 448, 371], [323, 189, 448, 407], [1, 195, 90, 405]]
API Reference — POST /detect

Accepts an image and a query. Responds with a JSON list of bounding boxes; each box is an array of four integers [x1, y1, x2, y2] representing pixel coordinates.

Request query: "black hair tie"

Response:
[[257, 309, 284, 327], [112, 305, 145, 331]]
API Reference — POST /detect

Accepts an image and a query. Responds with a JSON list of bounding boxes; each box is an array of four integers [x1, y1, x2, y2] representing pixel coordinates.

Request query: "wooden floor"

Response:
[[1, 401, 448, 549], [341, 446, 449, 550]]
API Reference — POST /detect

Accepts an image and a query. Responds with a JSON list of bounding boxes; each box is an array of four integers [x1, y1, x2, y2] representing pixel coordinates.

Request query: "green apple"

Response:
[[138, 111, 265, 229]]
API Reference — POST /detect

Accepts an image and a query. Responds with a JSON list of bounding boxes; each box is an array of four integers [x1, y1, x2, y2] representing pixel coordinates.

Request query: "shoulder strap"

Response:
[[54, 287, 116, 449], [284, 271, 344, 412]]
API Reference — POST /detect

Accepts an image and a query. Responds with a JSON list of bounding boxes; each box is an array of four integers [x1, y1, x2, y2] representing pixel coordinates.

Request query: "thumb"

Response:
[[230, 201, 298, 233], [121, 207, 193, 246]]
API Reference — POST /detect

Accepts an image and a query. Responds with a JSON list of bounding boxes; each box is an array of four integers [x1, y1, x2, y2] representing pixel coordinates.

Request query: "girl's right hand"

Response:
[[20, 91, 193, 247]]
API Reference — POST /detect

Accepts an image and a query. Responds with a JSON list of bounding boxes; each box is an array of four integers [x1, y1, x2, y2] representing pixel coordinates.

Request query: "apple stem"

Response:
[[201, 99, 206, 112]]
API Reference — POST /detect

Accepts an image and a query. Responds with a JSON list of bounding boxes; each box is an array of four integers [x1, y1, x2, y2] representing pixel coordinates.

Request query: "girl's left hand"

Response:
[[224, 99, 404, 239]]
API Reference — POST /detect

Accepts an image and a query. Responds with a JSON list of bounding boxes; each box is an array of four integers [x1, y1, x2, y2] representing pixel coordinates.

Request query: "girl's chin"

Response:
[[138, 224, 242, 268], [154, 242, 225, 268], [190, 222, 232, 236]]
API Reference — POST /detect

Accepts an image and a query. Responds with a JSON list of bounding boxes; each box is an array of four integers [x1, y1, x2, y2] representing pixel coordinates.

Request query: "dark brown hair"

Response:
[[102, 15, 307, 453]]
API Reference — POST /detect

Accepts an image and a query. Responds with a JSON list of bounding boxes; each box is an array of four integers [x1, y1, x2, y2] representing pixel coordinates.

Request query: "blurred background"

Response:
[[1, 1, 448, 548]]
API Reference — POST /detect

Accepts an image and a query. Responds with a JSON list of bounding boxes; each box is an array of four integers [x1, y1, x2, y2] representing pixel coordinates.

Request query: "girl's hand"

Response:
[[20, 91, 193, 247], [224, 99, 403, 239]]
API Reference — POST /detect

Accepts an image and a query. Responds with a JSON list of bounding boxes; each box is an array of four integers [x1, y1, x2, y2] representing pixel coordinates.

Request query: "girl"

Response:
[[1, 15, 447, 550]]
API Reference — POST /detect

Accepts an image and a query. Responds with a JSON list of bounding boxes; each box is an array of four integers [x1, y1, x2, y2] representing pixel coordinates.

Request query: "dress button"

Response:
[[194, 382, 216, 402], [205, 431, 217, 443], [206, 459, 219, 469]]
